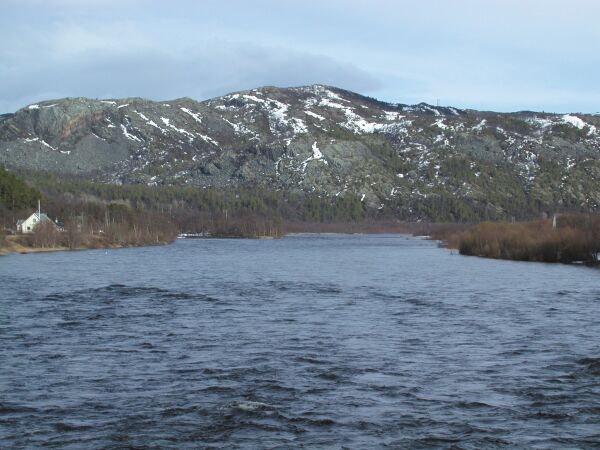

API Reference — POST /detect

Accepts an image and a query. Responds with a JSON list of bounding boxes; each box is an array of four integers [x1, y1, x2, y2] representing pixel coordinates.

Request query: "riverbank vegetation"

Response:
[[436, 215, 600, 265], [17, 170, 370, 238], [1, 166, 178, 253], [2, 166, 600, 261]]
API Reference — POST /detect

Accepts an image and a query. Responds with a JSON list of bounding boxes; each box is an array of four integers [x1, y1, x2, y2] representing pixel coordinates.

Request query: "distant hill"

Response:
[[1, 85, 599, 221]]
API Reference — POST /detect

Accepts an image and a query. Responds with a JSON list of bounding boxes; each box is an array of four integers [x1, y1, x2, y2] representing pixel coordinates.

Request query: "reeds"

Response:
[[453, 215, 600, 264]]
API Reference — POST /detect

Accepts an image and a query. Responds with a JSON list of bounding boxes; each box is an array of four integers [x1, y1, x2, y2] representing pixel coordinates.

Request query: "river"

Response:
[[1, 235, 599, 448]]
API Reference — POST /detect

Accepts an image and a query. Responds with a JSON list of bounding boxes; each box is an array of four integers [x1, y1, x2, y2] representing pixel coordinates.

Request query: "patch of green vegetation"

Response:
[[551, 124, 589, 141], [0, 164, 41, 211]]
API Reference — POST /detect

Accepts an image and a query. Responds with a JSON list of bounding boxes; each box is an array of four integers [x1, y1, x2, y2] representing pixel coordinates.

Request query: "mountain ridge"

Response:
[[1, 84, 599, 220]]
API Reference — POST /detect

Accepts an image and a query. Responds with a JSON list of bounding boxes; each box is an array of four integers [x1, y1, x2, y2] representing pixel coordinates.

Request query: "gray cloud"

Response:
[[1, 0, 599, 113], [0, 37, 380, 113]]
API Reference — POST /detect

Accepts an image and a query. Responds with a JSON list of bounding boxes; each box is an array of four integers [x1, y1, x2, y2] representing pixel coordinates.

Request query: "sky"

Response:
[[1, 0, 599, 114]]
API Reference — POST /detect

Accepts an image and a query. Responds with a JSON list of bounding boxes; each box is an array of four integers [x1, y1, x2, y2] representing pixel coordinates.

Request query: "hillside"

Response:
[[1, 85, 600, 221]]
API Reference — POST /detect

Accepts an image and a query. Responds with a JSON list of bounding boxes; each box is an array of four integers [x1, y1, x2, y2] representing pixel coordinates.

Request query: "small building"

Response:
[[16, 211, 61, 234]]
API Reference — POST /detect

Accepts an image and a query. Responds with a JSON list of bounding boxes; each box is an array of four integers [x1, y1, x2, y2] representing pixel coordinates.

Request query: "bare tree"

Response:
[[32, 222, 60, 248], [63, 217, 83, 249]]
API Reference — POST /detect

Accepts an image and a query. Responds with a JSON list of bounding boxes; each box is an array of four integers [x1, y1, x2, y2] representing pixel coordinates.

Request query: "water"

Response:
[[1, 235, 599, 449]]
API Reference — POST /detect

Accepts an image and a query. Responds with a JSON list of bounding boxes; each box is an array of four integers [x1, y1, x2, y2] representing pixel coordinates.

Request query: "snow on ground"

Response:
[[322, 88, 350, 103], [562, 114, 596, 135], [472, 119, 487, 131], [23, 137, 58, 151], [242, 94, 267, 104], [198, 133, 219, 147], [419, 105, 441, 116], [319, 97, 347, 110], [133, 111, 166, 133], [134, 111, 149, 121], [27, 104, 39, 110], [239, 94, 307, 137], [300, 141, 328, 172], [120, 124, 142, 142], [433, 134, 445, 144], [101, 100, 117, 105], [180, 107, 202, 123], [315, 92, 412, 134], [223, 118, 259, 140], [263, 99, 290, 133], [343, 107, 408, 134], [562, 114, 586, 129], [147, 120, 165, 133], [117, 104, 129, 109], [433, 119, 448, 130], [528, 117, 554, 128], [311, 141, 323, 159], [383, 111, 403, 121], [305, 110, 325, 121], [160, 117, 196, 141], [527, 115, 596, 136], [289, 117, 308, 134]]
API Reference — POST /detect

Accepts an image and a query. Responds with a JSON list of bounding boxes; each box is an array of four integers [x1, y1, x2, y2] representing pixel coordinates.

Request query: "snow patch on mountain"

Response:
[[305, 110, 325, 121], [472, 119, 487, 132], [433, 119, 448, 130], [528, 117, 554, 128], [160, 117, 195, 141], [384, 111, 403, 121], [135, 111, 149, 121], [197, 133, 219, 147], [180, 107, 202, 123], [223, 118, 259, 140], [300, 141, 328, 172], [562, 114, 596, 135], [120, 124, 142, 142]]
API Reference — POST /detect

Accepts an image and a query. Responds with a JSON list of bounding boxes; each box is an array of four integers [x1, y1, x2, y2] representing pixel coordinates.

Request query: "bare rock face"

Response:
[[1, 85, 600, 217]]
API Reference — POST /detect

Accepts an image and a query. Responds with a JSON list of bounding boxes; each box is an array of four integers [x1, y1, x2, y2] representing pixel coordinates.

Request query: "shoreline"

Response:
[[0, 235, 175, 256], [2, 230, 415, 255]]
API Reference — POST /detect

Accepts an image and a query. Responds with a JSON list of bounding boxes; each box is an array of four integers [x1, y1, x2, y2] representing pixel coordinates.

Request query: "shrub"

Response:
[[456, 214, 600, 264]]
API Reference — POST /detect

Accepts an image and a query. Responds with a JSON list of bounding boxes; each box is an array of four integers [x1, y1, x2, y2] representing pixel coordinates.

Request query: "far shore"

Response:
[[1, 228, 419, 255], [0, 235, 174, 256]]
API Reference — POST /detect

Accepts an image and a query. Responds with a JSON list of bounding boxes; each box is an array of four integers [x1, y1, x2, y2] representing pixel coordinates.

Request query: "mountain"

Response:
[[1, 85, 599, 220]]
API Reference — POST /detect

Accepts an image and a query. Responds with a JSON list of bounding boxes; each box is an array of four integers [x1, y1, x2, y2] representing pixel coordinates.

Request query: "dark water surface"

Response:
[[1, 235, 599, 449]]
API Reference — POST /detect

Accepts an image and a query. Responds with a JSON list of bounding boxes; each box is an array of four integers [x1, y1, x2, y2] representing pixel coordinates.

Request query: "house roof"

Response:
[[20, 212, 56, 224]]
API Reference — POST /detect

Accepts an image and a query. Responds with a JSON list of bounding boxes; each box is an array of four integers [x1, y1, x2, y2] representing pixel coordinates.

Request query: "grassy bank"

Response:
[[1, 231, 177, 255], [435, 215, 600, 265]]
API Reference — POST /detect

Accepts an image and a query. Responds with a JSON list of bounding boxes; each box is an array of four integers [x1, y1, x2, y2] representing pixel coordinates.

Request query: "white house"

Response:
[[16, 203, 61, 234]]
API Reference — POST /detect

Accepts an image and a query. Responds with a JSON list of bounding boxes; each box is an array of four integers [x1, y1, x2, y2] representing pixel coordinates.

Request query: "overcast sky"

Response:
[[1, 0, 599, 113]]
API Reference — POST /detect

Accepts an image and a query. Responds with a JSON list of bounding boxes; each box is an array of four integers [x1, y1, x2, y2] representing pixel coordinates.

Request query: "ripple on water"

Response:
[[1, 235, 599, 448]]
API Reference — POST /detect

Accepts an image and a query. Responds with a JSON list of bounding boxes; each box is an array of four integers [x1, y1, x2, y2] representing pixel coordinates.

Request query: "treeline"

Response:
[[442, 215, 600, 264], [0, 166, 178, 249], [26, 171, 369, 236], [16, 205, 177, 250], [3, 168, 366, 241], [0, 164, 41, 212]]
